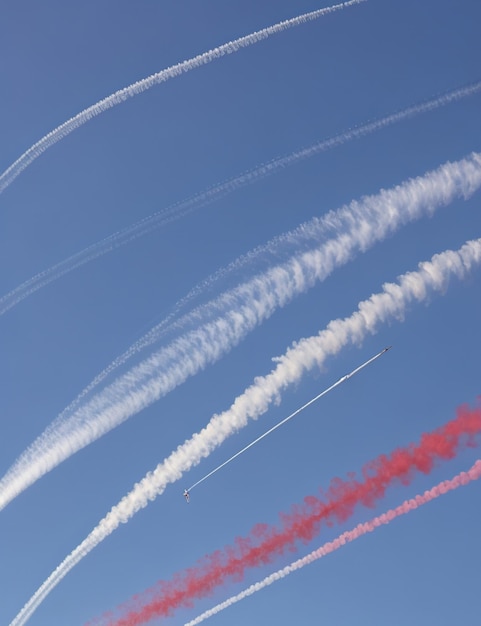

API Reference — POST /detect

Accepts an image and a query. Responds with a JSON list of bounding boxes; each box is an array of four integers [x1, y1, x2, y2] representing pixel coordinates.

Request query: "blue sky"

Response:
[[1, 0, 480, 624]]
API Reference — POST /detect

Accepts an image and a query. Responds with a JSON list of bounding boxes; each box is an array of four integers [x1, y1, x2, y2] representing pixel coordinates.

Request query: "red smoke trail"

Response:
[[305, 457, 481, 558], [90, 402, 481, 626], [186, 458, 481, 625]]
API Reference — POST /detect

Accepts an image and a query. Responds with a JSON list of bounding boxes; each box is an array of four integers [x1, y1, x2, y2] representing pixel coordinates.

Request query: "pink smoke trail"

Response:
[[87, 402, 481, 626], [186, 458, 481, 624]]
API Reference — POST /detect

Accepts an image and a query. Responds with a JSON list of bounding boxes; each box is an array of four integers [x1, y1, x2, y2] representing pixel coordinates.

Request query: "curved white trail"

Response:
[[8, 238, 481, 626], [0, 0, 363, 196], [2, 78, 480, 318], [1, 152, 480, 515], [186, 346, 391, 494], [185, 459, 481, 625]]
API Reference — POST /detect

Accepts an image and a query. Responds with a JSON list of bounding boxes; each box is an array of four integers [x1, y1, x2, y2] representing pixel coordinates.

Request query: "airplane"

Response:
[[183, 489, 190, 503]]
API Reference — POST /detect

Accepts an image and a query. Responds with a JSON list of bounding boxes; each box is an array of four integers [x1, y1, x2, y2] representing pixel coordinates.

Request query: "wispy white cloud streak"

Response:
[[1, 153, 480, 516], [1, 79, 479, 317], [185, 459, 481, 625], [8, 237, 481, 626], [0, 0, 363, 196]]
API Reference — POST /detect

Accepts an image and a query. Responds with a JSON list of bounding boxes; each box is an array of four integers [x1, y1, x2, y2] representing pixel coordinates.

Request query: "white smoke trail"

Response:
[[0, 0, 363, 196], [1, 152, 480, 515], [2, 78, 480, 317], [185, 459, 481, 625], [5, 84, 479, 441], [8, 238, 481, 626]]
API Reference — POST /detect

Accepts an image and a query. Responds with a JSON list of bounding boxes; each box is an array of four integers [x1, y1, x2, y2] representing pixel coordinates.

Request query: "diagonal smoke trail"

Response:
[[0, 0, 364, 196], [2, 78, 480, 317], [185, 459, 481, 626], [185, 347, 391, 494], [84, 402, 481, 626], [8, 240, 481, 626], [1, 153, 480, 514], [1, 152, 481, 511]]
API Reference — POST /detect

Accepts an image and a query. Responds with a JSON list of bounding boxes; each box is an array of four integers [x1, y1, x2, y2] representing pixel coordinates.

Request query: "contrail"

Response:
[[185, 458, 481, 626], [0, 0, 364, 196], [1, 153, 480, 514], [8, 240, 481, 626], [83, 402, 481, 626], [186, 346, 391, 495], [2, 78, 480, 317]]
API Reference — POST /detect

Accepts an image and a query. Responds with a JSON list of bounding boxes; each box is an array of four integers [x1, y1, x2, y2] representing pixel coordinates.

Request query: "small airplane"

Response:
[[183, 489, 190, 503]]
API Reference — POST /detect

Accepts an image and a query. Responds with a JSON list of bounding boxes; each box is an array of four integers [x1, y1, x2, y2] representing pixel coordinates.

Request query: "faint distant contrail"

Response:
[[1, 153, 480, 517], [0, 0, 364, 196], [8, 240, 481, 626], [185, 459, 481, 625], [2, 78, 480, 317]]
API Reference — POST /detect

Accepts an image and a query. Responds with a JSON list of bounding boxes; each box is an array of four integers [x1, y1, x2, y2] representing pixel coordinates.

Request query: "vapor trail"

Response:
[[2, 78, 480, 317], [8, 240, 481, 626], [0, 0, 363, 196], [84, 402, 481, 626], [185, 459, 481, 626], [2, 153, 480, 515], [186, 347, 391, 494]]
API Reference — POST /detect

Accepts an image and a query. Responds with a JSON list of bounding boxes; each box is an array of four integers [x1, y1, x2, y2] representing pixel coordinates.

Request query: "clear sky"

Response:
[[0, 1, 480, 625]]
